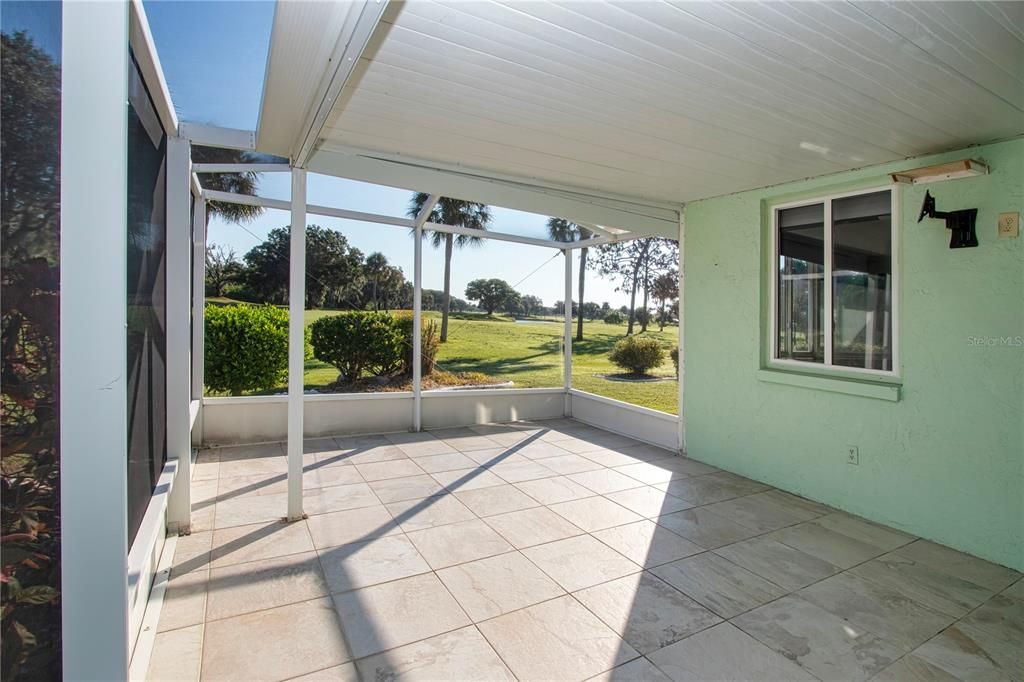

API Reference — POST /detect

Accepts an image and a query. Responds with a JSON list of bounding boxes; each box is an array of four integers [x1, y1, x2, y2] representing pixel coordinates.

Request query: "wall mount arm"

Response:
[[917, 190, 978, 249]]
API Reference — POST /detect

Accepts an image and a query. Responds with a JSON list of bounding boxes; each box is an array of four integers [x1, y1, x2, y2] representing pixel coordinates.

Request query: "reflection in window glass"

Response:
[[1, 2, 64, 675], [777, 203, 825, 363], [832, 191, 892, 370]]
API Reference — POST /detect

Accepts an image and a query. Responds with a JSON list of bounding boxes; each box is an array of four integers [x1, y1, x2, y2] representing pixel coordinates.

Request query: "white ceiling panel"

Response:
[[259, 0, 1024, 224]]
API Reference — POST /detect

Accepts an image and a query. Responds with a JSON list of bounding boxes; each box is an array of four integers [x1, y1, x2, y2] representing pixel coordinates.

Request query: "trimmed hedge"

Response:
[[310, 311, 441, 383], [609, 335, 666, 375], [603, 311, 625, 325], [310, 311, 404, 382], [205, 304, 310, 395]]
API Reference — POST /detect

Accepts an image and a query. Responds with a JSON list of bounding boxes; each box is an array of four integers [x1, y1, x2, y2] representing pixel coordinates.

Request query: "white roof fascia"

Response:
[[308, 147, 681, 238], [128, 0, 178, 137]]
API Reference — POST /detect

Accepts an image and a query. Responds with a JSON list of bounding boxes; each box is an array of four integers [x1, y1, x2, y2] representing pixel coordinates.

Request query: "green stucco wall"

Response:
[[683, 138, 1023, 570]]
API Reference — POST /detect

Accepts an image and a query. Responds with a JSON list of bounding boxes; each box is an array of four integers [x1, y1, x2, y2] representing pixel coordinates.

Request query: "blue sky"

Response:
[[144, 0, 629, 307], [1, 1, 62, 60]]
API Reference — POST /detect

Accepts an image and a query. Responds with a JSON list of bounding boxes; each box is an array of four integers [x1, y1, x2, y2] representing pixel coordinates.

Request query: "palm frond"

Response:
[[192, 145, 263, 224], [408, 193, 492, 248]]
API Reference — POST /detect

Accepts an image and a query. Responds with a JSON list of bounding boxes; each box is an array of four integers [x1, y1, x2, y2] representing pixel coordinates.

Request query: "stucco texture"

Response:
[[683, 138, 1023, 570]]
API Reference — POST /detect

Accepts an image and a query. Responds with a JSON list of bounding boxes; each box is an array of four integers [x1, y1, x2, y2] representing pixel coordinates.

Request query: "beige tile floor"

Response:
[[148, 419, 1023, 682]]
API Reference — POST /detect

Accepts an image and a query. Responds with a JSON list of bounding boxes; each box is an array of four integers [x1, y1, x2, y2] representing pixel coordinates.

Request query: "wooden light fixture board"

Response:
[[891, 159, 988, 185]]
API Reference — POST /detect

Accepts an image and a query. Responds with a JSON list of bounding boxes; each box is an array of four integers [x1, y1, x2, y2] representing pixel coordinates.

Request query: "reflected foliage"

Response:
[[1, 30, 62, 682]]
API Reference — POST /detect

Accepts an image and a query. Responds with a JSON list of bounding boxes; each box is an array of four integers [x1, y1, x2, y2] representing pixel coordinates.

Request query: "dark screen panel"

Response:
[[126, 53, 168, 546]]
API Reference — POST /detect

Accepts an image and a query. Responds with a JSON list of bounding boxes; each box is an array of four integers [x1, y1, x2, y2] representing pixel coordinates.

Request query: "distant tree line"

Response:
[[207, 225, 415, 311], [207, 220, 680, 334]]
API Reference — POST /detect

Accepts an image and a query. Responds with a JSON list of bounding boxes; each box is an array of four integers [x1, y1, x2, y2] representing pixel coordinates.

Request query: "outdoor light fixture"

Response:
[[917, 190, 978, 249]]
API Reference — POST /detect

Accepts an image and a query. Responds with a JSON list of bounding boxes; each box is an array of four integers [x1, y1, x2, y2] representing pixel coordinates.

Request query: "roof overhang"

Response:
[[257, 0, 1024, 237]]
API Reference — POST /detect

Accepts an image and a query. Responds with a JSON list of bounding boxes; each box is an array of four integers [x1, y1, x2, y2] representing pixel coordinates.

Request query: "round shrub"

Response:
[[670, 345, 679, 378], [205, 304, 307, 395], [603, 310, 625, 325], [609, 335, 666, 375], [310, 311, 404, 382]]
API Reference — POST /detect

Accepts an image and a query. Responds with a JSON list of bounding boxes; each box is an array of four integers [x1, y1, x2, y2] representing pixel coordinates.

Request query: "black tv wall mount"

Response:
[[917, 190, 978, 249]]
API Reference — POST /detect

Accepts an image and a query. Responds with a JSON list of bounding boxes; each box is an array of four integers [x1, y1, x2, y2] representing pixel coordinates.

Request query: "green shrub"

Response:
[[635, 308, 651, 326], [205, 304, 309, 395], [603, 310, 625, 325], [670, 345, 679, 378], [310, 311, 404, 382], [393, 312, 440, 376], [609, 335, 666, 375]]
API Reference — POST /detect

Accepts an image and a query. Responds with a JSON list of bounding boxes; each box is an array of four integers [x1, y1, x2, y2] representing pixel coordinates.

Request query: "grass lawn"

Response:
[[208, 300, 678, 414]]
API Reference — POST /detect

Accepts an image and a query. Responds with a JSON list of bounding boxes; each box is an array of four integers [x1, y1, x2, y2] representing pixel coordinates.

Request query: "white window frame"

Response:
[[769, 185, 900, 379]]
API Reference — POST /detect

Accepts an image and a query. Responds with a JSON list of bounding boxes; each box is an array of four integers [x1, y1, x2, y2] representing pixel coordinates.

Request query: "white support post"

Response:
[[413, 226, 423, 431], [563, 249, 573, 416], [166, 136, 192, 532], [412, 194, 438, 432], [191, 198, 207, 400], [677, 210, 686, 454], [60, 0, 131, 677], [287, 169, 307, 521]]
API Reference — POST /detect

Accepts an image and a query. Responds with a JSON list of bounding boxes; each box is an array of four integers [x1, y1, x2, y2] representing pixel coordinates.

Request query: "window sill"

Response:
[[757, 369, 901, 402]]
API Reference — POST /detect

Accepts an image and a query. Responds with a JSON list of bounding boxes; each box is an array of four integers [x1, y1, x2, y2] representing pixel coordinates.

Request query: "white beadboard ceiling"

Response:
[[257, 0, 1024, 234]]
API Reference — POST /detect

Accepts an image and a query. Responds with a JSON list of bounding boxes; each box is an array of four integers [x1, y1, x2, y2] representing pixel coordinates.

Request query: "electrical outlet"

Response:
[[997, 212, 1019, 239], [846, 446, 859, 465]]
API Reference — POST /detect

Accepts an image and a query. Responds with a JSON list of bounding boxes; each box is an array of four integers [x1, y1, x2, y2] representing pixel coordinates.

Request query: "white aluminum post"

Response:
[[413, 225, 423, 431], [563, 249, 573, 415], [287, 169, 307, 521], [61, 0, 131, 677], [411, 194, 438, 431], [166, 136, 192, 531], [191, 198, 207, 399], [677, 210, 686, 453]]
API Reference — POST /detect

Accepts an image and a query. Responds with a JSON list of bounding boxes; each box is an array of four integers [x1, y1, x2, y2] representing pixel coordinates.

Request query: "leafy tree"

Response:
[[205, 243, 243, 297], [652, 270, 679, 330], [591, 238, 678, 334], [603, 310, 625, 324], [520, 295, 543, 317], [243, 225, 364, 307], [465, 278, 517, 315], [361, 252, 408, 311], [553, 300, 579, 316], [581, 302, 602, 319], [547, 218, 592, 341], [422, 289, 469, 313], [408, 195, 491, 342], [503, 297, 524, 316]]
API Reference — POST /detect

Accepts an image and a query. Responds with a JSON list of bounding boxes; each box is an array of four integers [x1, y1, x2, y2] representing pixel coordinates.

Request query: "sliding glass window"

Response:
[[772, 188, 896, 375]]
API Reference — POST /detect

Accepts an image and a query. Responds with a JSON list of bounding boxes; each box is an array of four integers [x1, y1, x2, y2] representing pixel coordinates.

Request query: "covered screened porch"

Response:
[[55, 0, 1023, 680]]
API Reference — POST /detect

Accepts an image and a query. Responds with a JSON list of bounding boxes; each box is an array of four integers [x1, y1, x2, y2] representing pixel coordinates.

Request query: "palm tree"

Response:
[[364, 252, 388, 311], [547, 218, 593, 341], [191, 145, 263, 225], [408, 194, 491, 342]]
